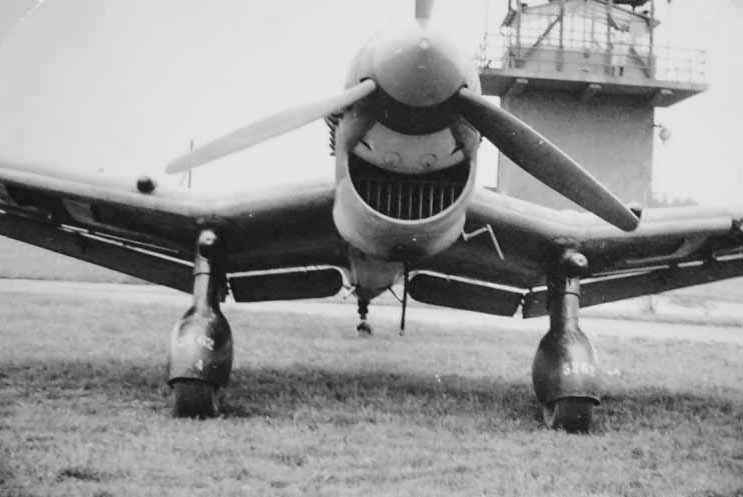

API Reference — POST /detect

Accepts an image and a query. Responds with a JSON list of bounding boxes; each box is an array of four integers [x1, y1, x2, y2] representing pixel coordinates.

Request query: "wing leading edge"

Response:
[[414, 187, 743, 318], [0, 160, 343, 295], [2, 161, 742, 316]]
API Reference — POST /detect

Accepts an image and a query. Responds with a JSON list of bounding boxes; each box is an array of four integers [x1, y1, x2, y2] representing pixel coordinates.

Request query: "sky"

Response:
[[0, 0, 741, 204]]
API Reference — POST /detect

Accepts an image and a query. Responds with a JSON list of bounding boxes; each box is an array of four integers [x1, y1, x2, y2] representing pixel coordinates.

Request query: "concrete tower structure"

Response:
[[478, 0, 707, 209]]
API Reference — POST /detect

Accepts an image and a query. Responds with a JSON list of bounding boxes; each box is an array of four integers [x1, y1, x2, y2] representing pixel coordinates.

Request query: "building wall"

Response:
[[498, 90, 654, 210]]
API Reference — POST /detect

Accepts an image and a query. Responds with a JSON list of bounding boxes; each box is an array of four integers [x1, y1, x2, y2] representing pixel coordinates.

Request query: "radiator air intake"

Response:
[[348, 153, 469, 221]]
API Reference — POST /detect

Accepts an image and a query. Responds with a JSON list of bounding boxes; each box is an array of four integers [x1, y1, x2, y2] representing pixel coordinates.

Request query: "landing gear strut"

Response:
[[532, 250, 600, 432], [356, 297, 372, 336], [167, 229, 233, 418]]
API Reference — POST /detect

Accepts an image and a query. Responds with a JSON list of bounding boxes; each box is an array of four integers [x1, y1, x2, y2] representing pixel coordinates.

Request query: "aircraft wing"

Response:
[[0, 160, 343, 297], [412, 187, 743, 318]]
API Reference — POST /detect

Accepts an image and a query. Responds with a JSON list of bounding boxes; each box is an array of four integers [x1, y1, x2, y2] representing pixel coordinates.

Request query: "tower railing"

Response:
[[477, 26, 707, 85]]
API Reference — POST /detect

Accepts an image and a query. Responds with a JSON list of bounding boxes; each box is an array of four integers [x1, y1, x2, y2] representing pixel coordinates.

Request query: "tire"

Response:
[[172, 379, 219, 419], [542, 397, 594, 433], [356, 321, 372, 336]]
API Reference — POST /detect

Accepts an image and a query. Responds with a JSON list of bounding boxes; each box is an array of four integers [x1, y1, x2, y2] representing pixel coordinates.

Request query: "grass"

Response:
[[0, 293, 742, 496]]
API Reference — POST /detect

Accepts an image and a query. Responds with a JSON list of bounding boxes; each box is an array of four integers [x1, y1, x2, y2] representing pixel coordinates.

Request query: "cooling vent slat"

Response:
[[355, 178, 465, 220], [349, 153, 469, 221]]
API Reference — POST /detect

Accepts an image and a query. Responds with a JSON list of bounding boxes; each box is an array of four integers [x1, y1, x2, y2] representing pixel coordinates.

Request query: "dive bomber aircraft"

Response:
[[1, 0, 741, 432]]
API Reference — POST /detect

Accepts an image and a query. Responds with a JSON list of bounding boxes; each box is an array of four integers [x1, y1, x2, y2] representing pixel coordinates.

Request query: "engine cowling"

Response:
[[332, 117, 478, 261], [332, 22, 482, 261]]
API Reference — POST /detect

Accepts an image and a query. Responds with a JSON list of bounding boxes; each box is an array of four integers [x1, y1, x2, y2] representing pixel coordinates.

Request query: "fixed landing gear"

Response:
[[172, 379, 219, 418], [167, 229, 233, 418], [356, 298, 372, 336], [532, 250, 600, 433], [541, 397, 594, 432]]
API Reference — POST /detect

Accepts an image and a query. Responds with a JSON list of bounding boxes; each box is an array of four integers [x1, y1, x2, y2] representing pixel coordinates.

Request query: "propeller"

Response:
[[415, 0, 435, 22], [456, 88, 639, 231], [166, 79, 378, 174]]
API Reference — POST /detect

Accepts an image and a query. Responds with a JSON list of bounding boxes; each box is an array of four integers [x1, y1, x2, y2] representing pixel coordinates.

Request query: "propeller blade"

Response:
[[166, 79, 378, 174], [456, 88, 639, 231], [415, 0, 435, 21]]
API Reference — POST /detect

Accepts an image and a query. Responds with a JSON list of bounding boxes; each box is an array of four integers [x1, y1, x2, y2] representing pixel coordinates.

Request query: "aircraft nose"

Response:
[[372, 26, 465, 107]]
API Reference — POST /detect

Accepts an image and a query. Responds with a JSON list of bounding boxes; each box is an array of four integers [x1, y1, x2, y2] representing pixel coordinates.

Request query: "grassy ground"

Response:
[[0, 293, 742, 497]]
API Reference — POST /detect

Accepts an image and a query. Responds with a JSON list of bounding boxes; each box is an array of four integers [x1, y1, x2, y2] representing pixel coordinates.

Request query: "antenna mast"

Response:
[[187, 139, 194, 189]]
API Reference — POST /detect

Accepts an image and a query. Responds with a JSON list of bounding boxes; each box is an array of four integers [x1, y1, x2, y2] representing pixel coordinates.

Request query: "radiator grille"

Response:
[[349, 154, 469, 221]]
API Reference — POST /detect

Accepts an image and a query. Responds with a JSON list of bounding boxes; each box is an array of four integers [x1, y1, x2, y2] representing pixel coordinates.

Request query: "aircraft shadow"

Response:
[[223, 367, 538, 426], [2, 359, 740, 433]]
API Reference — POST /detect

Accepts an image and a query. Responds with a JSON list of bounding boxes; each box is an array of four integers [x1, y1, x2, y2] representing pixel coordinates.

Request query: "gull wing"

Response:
[[412, 187, 743, 318], [0, 160, 342, 294]]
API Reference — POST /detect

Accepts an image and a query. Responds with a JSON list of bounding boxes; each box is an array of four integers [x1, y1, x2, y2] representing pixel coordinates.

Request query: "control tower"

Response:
[[478, 0, 707, 209]]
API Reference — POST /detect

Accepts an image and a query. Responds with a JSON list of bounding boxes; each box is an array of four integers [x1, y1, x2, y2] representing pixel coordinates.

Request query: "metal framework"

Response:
[[477, 0, 707, 85]]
